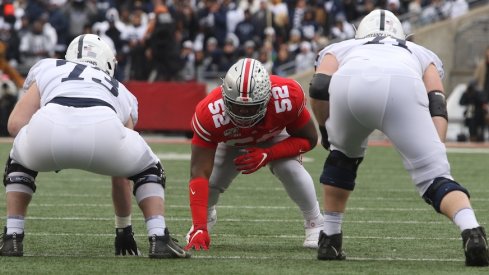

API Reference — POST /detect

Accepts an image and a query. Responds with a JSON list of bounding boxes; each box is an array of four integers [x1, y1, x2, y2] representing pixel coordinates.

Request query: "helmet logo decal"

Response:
[[77, 34, 86, 58], [85, 45, 97, 58]]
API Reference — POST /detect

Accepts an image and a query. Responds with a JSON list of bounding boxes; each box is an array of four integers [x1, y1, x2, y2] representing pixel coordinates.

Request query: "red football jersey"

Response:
[[191, 75, 311, 148]]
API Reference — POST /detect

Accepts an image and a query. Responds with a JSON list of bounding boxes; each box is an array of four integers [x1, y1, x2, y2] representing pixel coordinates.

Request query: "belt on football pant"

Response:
[[46, 96, 116, 113]]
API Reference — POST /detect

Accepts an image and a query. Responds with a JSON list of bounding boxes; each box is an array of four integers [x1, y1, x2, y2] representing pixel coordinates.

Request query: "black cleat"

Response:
[[148, 228, 191, 259], [115, 225, 141, 256], [317, 230, 346, 261], [0, 226, 24, 257], [462, 226, 489, 266]]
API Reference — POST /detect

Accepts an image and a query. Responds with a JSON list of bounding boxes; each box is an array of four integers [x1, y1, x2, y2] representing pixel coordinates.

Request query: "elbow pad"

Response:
[[427, 90, 448, 120], [309, 73, 331, 100]]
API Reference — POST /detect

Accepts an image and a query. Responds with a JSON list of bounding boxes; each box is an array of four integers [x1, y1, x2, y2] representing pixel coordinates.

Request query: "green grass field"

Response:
[[0, 140, 488, 274]]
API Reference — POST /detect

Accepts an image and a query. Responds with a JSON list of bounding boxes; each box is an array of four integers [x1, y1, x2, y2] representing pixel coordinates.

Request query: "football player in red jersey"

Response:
[[184, 58, 323, 251]]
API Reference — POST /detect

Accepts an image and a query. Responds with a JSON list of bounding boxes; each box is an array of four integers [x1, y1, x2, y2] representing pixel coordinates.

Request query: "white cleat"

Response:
[[303, 214, 324, 249]]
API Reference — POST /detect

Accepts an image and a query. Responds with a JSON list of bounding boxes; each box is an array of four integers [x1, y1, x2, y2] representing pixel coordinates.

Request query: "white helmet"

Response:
[[222, 58, 271, 128], [65, 34, 117, 77], [355, 9, 405, 40]]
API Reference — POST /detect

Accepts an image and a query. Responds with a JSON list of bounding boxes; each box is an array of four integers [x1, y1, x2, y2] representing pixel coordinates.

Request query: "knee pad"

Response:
[[320, 150, 363, 191], [129, 162, 166, 196], [422, 177, 470, 213], [3, 157, 38, 193]]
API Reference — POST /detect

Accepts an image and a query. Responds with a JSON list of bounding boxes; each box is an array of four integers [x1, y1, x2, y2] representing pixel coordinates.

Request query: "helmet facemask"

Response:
[[221, 58, 271, 128]]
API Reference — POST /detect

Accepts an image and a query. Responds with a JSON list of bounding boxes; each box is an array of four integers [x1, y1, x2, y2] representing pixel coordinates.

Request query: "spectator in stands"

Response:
[[273, 44, 294, 76], [420, 0, 447, 25], [124, 10, 149, 81], [98, 8, 127, 81], [270, 0, 289, 44], [61, 0, 97, 43], [0, 41, 23, 137], [252, 0, 272, 42], [234, 9, 257, 46], [474, 45, 489, 102], [146, 4, 183, 81], [330, 14, 355, 40], [179, 40, 196, 81], [442, 0, 469, 19], [173, 1, 199, 43], [295, 41, 315, 74], [193, 41, 207, 82], [197, 0, 227, 47], [258, 47, 273, 73], [241, 40, 258, 60], [224, 0, 244, 35], [0, 41, 23, 89], [217, 36, 239, 72], [202, 37, 222, 78], [300, 7, 321, 42], [459, 80, 487, 142], [18, 17, 54, 76], [39, 13, 58, 50], [290, 0, 308, 31], [287, 28, 302, 57], [0, 21, 21, 68], [45, 1, 69, 45]]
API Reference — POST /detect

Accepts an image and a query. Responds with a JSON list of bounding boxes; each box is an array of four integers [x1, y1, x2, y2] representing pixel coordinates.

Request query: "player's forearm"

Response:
[[310, 98, 330, 127], [432, 116, 447, 143], [267, 136, 312, 160], [189, 177, 209, 227]]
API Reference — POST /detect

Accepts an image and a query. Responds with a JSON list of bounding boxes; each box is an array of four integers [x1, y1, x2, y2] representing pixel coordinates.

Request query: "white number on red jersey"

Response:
[[271, 85, 292, 113], [208, 99, 230, 128]]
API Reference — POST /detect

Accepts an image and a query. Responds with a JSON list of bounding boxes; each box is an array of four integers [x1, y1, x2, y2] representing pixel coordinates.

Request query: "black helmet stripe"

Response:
[[77, 34, 86, 58], [379, 10, 385, 31]]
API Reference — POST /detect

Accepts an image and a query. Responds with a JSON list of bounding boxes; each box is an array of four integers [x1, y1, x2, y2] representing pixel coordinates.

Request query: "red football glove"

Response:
[[184, 227, 210, 251], [234, 147, 271, 174]]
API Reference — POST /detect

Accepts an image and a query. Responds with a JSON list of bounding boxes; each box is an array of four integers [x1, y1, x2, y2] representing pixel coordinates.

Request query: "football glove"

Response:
[[234, 147, 271, 174], [115, 225, 141, 256], [184, 227, 210, 251]]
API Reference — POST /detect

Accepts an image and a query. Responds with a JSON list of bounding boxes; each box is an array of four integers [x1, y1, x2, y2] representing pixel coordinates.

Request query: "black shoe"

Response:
[[317, 230, 346, 260], [148, 228, 191, 259], [0, 226, 24, 257], [115, 225, 141, 256], [462, 226, 489, 266]]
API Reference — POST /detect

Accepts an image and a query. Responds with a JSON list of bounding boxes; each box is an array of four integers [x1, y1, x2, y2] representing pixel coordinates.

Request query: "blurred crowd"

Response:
[[0, 0, 472, 84]]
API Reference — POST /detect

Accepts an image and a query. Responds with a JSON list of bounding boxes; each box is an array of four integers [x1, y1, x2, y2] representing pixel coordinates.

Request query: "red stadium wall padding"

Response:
[[124, 81, 207, 132]]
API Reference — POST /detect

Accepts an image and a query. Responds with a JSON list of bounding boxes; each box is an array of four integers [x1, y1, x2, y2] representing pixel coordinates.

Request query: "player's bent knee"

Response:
[[320, 150, 363, 191], [422, 177, 470, 213], [129, 162, 166, 196], [3, 157, 38, 193]]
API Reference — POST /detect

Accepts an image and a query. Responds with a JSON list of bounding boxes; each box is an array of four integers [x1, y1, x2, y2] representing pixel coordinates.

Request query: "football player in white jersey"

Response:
[[0, 34, 190, 259], [309, 9, 488, 266]]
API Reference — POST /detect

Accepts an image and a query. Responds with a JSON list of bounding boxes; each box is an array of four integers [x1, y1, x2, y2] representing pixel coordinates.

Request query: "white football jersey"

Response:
[[316, 37, 444, 79], [23, 58, 138, 125], [12, 58, 157, 175]]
